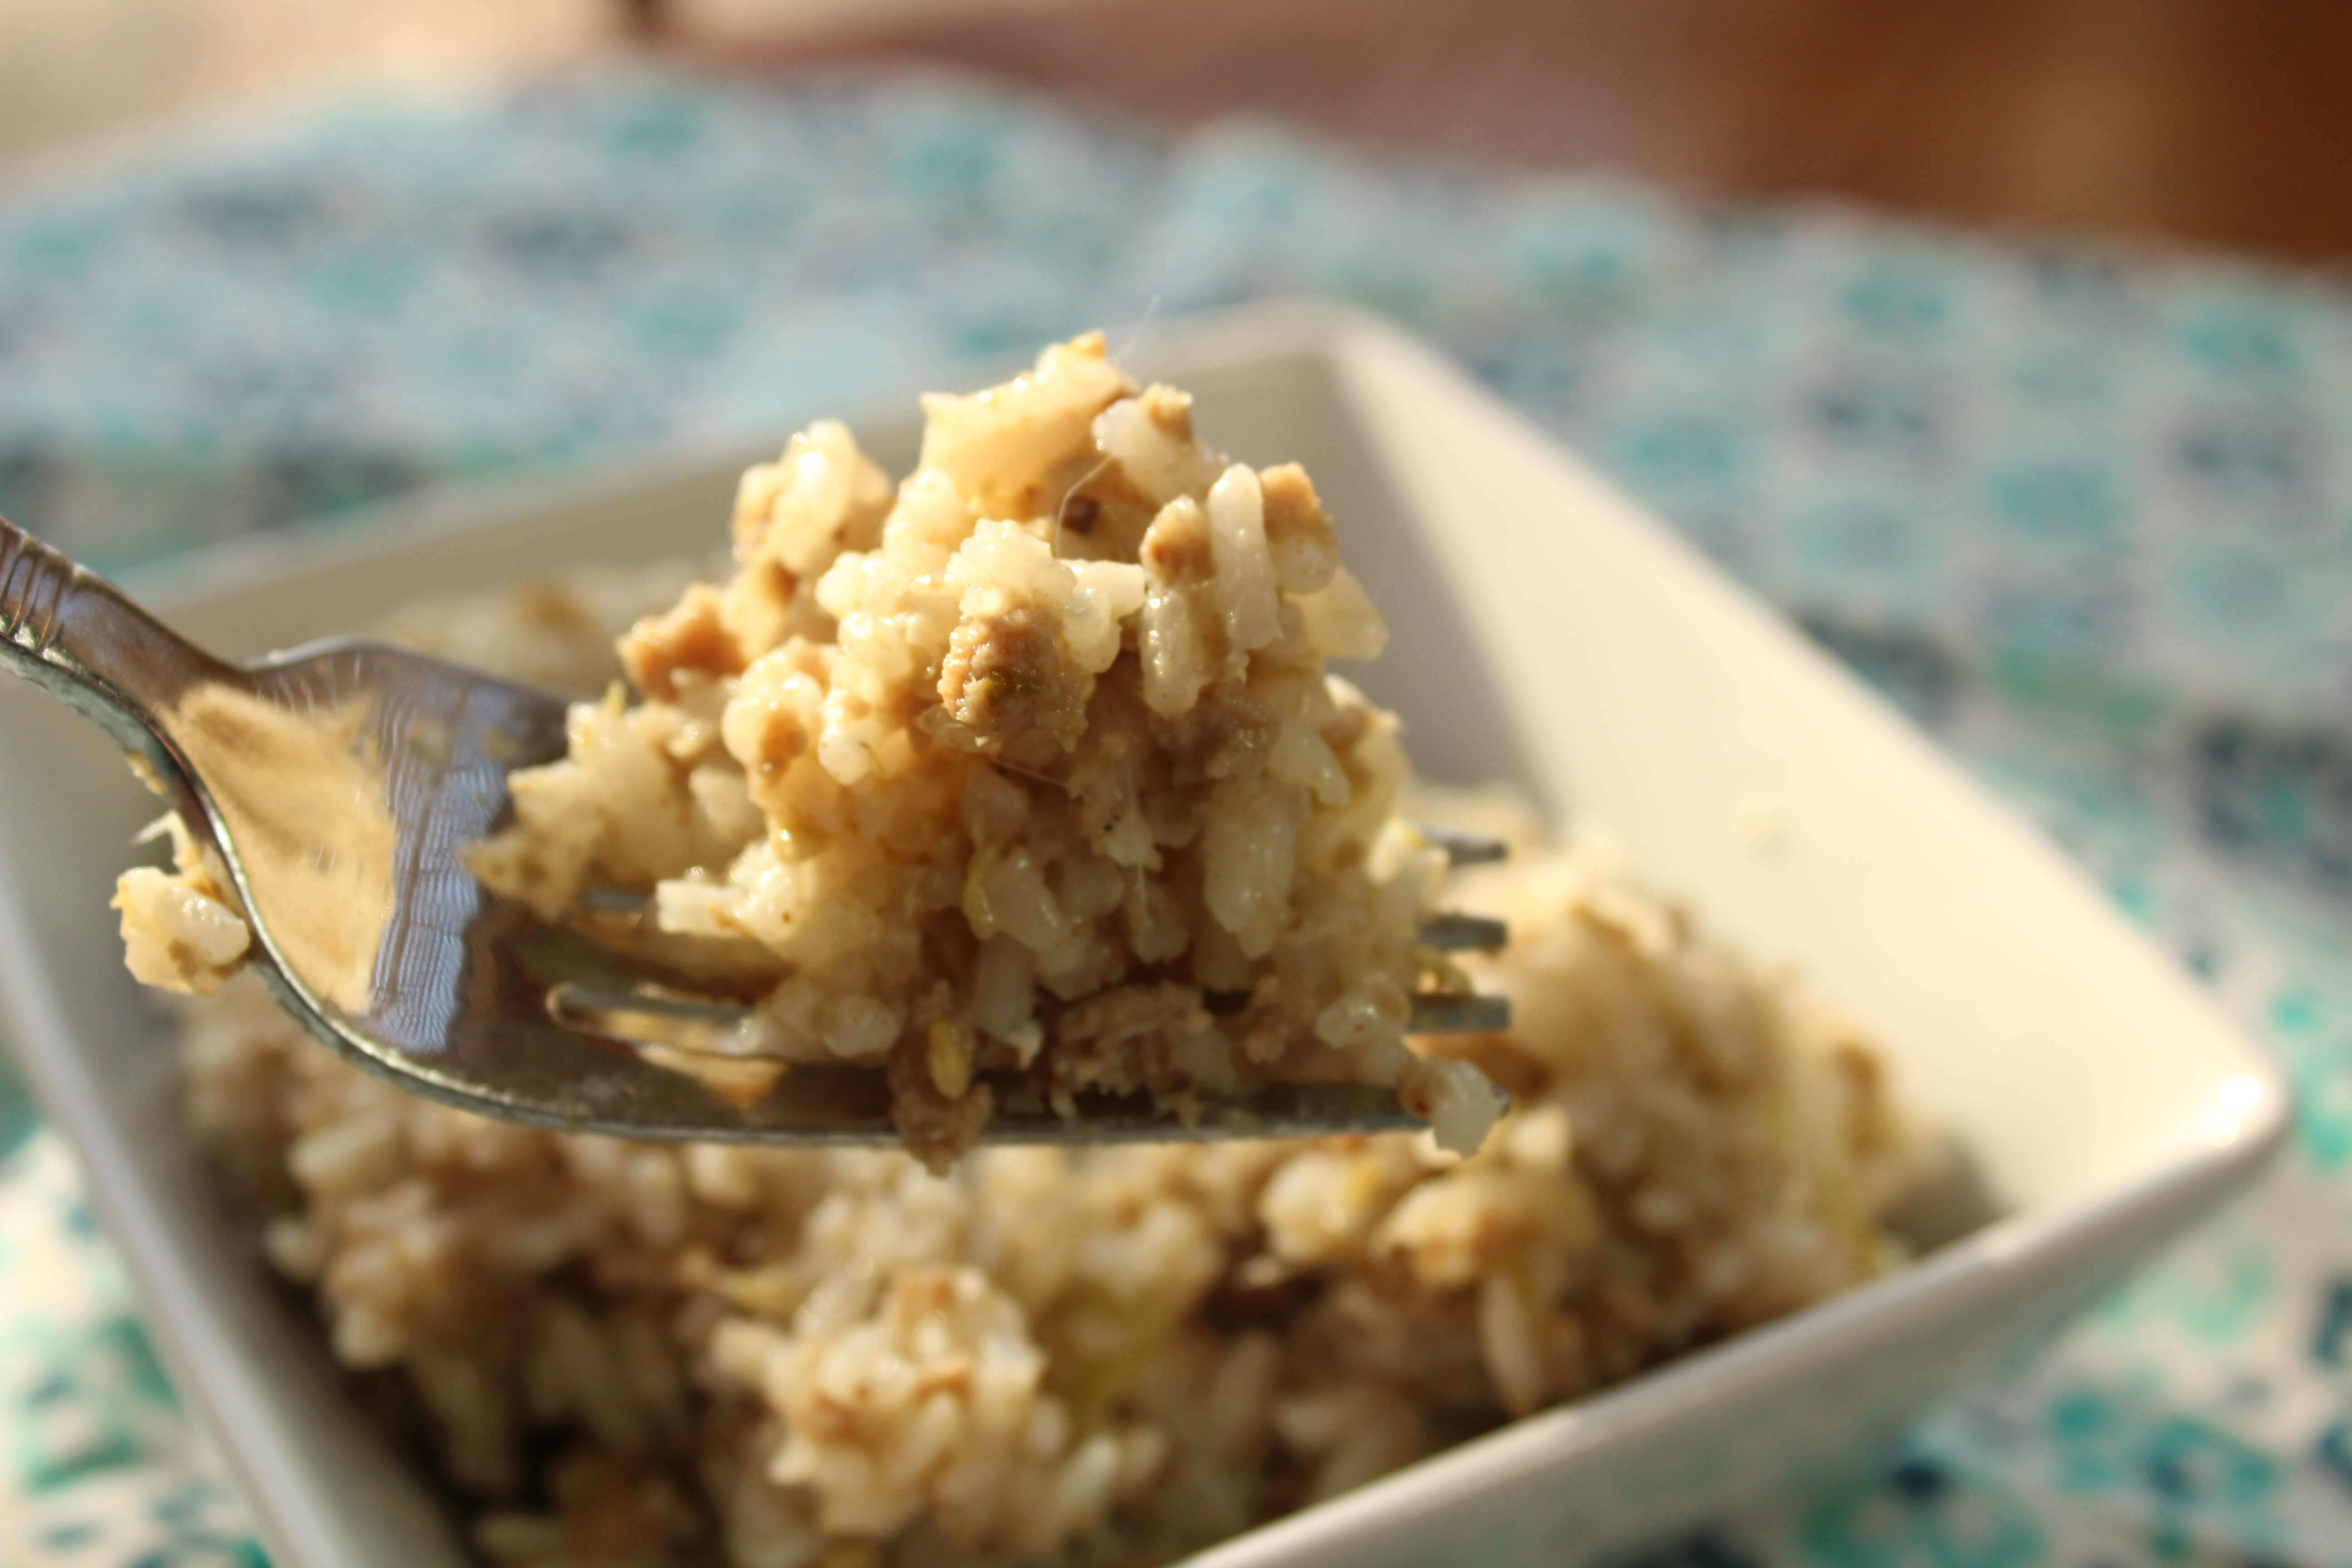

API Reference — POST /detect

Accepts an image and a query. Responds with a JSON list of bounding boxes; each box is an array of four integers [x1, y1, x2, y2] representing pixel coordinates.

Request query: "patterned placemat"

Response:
[[5, 65, 2352, 1568]]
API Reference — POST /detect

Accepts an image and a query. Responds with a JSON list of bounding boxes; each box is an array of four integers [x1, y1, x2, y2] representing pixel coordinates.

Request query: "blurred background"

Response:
[[6, 0, 2352, 257], [7, 4, 2352, 1567]]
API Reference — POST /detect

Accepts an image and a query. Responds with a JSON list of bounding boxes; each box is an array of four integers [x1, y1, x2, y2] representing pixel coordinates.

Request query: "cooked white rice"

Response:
[[119, 337, 1931, 1567], [162, 560, 1927, 1568], [455, 335, 1489, 1167]]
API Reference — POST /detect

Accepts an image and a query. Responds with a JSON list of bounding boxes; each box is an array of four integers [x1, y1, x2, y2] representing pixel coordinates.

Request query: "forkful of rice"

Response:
[[6, 335, 1511, 1171]]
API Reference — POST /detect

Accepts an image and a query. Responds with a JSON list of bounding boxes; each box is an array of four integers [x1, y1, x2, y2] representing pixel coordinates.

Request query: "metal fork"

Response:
[[0, 514, 1512, 1144]]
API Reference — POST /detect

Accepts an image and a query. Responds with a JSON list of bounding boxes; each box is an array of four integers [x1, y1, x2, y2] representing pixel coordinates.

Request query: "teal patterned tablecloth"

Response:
[[6, 66, 2352, 1568]]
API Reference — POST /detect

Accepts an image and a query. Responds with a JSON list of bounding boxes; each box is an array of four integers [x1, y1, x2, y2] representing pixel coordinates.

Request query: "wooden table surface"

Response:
[[656, 0, 2352, 265], [5, 0, 2345, 265]]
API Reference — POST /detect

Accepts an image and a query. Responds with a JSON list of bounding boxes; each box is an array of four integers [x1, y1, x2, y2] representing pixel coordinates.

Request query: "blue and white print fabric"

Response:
[[5, 68, 2352, 1568]]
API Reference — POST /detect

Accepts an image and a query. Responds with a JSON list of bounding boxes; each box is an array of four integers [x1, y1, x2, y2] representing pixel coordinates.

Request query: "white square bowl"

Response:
[[0, 300, 2288, 1568]]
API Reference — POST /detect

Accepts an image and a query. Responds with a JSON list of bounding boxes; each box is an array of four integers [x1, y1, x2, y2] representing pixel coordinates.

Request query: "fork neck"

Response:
[[0, 515, 243, 800]]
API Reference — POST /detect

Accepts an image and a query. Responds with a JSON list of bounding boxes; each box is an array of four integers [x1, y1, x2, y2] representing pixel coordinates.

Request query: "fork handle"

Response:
[[0, 514, 238, 789]]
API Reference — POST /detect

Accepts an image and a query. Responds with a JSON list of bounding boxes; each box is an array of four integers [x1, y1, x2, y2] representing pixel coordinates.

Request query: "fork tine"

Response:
[[549, 981, 751, 1027], [983, 1084, 1426, 1141], [582, 829, 1508, 882], [551, 981, 1512, 1040], [1417, 824, 1509, 867], [1407, 993, 1510, 1033], [1418, 913, 1509, 952], [578, 885, 1512, 956]]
